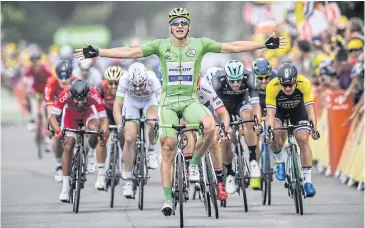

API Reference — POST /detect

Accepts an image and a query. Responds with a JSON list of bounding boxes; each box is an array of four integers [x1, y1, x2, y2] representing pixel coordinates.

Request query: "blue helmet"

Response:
[[252, 58, 272, 76]]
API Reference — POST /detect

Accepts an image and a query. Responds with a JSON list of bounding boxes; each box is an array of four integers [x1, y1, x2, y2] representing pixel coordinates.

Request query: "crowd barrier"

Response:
[[311, 86, 364, 190]]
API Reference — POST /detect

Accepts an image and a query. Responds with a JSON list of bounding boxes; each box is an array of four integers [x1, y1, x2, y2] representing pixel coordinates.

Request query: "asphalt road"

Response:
[[1, 125, 364, 228]]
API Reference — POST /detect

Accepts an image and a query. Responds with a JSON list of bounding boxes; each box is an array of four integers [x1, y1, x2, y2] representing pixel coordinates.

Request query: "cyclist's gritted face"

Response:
[[107, 80, 119, 95], [256, 75, 271, 89], [58, 78, 72, 89], [73, 97, 87, 108], [280, 82, 297, 95], [170, 17, 190, 39], [228, 79, 243, 91]]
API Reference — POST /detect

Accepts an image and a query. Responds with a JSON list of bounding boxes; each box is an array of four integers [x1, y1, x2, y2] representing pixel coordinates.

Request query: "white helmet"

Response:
[[60, 45, 73, 59], [104, 66, 124, 81], [204, 67, 223, 84], [79, 58, 93, 70], [128, 62, 148, 86]]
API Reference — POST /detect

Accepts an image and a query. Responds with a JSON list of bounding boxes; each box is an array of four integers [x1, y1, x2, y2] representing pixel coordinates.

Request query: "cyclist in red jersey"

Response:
[[94, 65, 125, 190], [23, 53, 53, 130], [44, 60, 77, 183], [48, 79, 109, 202]]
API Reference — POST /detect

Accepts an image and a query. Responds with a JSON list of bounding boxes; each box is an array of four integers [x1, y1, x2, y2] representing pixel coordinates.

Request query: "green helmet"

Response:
[[224, 60, 245, 80], [168, 8, 190, 23]]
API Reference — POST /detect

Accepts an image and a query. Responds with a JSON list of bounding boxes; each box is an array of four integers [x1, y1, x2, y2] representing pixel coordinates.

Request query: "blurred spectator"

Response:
[[344, 18, 364, 41], [344, 53, 364, 104], [72, 59, 103, 87]]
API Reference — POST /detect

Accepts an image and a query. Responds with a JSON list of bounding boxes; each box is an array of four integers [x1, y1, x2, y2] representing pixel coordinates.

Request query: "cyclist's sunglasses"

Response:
[[170, 18, 190, 27], [280, 82, 296, 88], [255, 74, 271, 80], [73, 97, 87, 103], [131, 81, 146, 88], [108, 80, 119, 87]]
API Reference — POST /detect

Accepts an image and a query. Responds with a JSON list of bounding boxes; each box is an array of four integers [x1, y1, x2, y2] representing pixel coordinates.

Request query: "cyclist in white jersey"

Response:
[[113, 62, 161, 198]]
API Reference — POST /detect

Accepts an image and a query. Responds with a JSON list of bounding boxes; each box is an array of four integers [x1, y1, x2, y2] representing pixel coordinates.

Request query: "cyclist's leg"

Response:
[[52, 111, 64, 182], [292, 104, 316, 196], [270, 109, 287, 181], [180, 118, 195, 159], [159, 104, 179, 215], [143, 96, 159, 169], [59, 108, 77, 201], [205, 108, 227, 199], [239, 101, 261, 189], [122, 97, 140, 196], [183, 99, 215, 164]]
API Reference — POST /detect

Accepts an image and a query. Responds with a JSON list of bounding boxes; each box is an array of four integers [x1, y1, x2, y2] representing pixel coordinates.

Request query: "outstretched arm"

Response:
[[98, 46, 144, 59], [222, 40, 265, 53], [221, 32, 287, 53]]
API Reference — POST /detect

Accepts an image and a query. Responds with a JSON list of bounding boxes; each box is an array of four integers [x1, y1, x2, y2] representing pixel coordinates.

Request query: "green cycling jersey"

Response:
[[141, 37, 222, 96]]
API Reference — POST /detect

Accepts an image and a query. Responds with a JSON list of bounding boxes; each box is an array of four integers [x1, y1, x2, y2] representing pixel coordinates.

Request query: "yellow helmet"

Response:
[[168, 8, 190, 23], [347, 39, 364, 51]]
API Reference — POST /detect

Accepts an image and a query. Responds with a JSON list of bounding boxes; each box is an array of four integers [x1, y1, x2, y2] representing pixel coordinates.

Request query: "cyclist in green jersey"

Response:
[[75, 7, 287, 216]]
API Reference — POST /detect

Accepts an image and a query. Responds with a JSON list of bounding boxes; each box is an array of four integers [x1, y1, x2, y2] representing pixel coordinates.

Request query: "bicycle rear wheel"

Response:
[[206, 154, 219, 219], [220, 166, 227, 208], [261, 145, 267, 205], [110, 142, 117, 208], [138, 145, 145, 211], [237, 144, 248, 212], [177, 154, 184, 228]]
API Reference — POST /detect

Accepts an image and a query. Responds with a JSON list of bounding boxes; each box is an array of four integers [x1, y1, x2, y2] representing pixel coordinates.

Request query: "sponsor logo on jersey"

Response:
[[186, 49, 196, 57], [201, 87, 211, 94], [169, 66, 192, 72], [88, 92, 102, 105], [60, 91, 71, 103]]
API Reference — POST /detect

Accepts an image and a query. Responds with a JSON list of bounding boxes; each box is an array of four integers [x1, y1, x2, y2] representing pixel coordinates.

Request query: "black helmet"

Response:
[[56, 60, 73, 79], [277, 63, 298, 84], [70, 79, 89, 99]]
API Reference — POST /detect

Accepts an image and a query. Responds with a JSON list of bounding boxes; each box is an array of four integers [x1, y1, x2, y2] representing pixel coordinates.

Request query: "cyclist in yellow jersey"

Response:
[[265, 63, 320, 197]]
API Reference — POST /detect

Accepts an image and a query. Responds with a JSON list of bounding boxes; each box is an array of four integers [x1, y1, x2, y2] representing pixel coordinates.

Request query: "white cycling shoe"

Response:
[[123, 181, 134, 198], [225, 175, 237, 194], [59, 186, 70, 203], [188, 164, 200, 182], [94, 174, 106, 190], [147, 151, 159, 170]]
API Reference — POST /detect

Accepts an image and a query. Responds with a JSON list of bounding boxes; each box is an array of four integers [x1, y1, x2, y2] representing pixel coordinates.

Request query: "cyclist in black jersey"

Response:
[[211, 60, 262, 192]]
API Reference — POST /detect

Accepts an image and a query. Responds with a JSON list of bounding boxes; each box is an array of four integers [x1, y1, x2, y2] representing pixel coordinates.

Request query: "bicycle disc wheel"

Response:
[[199, 163, 211, 217], [177, 154, 184, 228], [237, 144, 248, 212], [293, 150, 303, 215], [206, 155, 219, 219], [110, 143, 117, 208]]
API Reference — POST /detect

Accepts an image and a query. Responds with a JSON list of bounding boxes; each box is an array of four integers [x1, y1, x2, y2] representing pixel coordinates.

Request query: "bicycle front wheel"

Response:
[[292, 147, 304, 215], [206, 154, 219, 219], [138, 145, 145, 211], [237, 144, 248, 212], [73, 150, 82, 213], [110, 142, 117, 208], [177, 154, 184, 228]]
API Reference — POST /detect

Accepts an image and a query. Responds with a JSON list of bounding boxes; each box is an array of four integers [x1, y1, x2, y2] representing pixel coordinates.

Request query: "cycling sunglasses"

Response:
[[255, 74, 271, 80], [280, 82, 296, 88], [170, 18, 190, 27], [108, 80, 119, 87]]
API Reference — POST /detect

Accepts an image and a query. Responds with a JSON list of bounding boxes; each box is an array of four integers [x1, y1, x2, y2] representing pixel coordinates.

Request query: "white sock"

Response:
[[56, 158, 62, 168], [125, 171, 132, 180], [97, 163, 105, 175], [62, 176, 70, 188], [274, 151, 283, 163], [303, 167, 312, 184]]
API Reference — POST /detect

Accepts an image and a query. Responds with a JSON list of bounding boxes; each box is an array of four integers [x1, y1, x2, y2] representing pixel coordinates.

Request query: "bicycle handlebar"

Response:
[[122, 117, 158, 128], [60, 128, 104, 143], [269, 120, 314, 132], [155, 121, 205, 139], [229, 114, 259, 127]]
